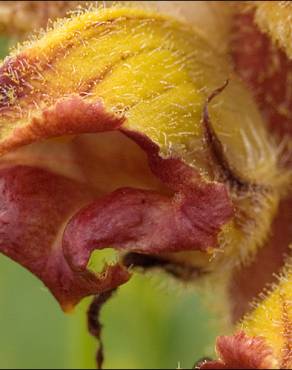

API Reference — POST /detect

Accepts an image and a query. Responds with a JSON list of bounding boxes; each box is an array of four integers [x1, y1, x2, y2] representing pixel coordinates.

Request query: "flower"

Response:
[[0, 1, 290, 368]]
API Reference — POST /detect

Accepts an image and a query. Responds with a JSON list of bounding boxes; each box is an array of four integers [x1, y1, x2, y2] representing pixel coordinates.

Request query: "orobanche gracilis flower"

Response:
[[0, 1, 290, 368]]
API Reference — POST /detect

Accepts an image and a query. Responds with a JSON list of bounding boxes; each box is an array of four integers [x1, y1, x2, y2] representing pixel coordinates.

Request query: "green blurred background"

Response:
[[0, 37, 216, 369]]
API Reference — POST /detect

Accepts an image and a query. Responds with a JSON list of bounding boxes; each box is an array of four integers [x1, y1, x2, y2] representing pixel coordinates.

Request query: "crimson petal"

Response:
[[198, 331, 274, 370], [63, 134, 233, 273], [0, 165, 129, 311]]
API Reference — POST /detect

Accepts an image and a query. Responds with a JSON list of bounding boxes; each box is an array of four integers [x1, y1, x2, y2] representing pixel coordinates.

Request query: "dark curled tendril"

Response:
[[87, 288, 117, 369], [202, 80, 268, 193], [123, 252, 205, 281]]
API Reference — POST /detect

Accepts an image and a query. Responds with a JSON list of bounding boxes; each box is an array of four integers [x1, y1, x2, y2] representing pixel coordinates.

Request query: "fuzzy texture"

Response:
[[0, 1, 287, 317], [200, 260, 292, 369], [240, 259, 292, 369], [198, 331, 276, 369], [0, 6, 241, 308], [0, 4, 290, 368]]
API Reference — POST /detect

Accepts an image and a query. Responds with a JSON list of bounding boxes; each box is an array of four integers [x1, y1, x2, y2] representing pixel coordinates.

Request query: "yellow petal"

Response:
[[240, 257, 292, 369], [1, 7, 273, 179], [0, 5, 286, 277]]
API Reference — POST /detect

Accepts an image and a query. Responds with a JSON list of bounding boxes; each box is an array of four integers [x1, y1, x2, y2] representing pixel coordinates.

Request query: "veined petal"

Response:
[[0, 5, 285, 308], [0, 6, 276, 182]]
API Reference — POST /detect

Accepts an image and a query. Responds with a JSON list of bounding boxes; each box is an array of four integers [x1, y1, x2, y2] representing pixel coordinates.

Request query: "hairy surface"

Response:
[[200, 260, 292, 369], [0, 2, 290, 368], [198, 331, 276, 369]]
